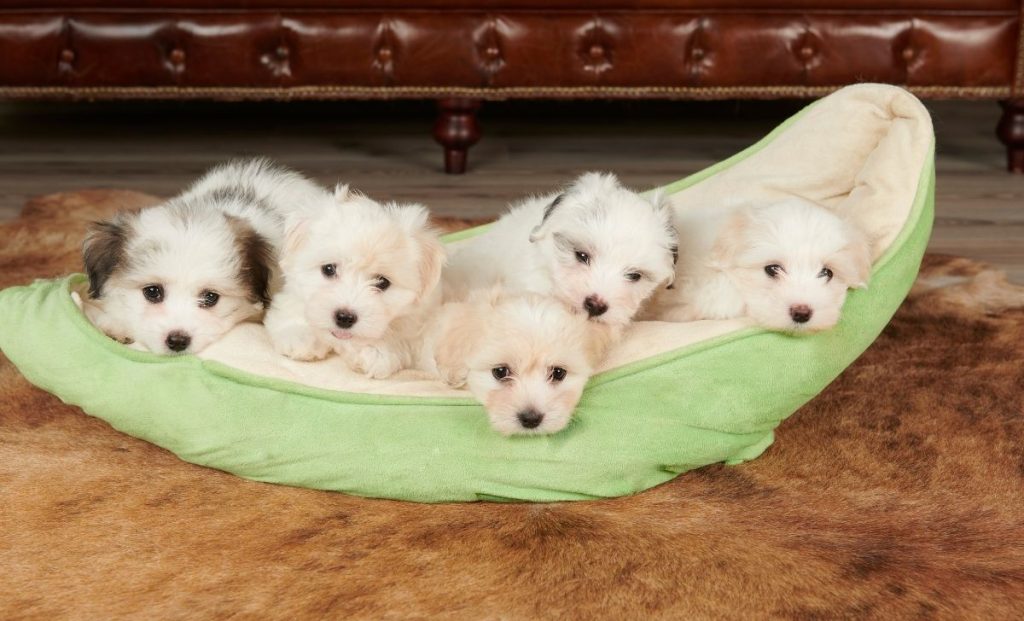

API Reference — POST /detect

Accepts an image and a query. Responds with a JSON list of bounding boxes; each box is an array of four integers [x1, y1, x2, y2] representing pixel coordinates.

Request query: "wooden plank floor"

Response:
[[1, 98, 1021, 282]]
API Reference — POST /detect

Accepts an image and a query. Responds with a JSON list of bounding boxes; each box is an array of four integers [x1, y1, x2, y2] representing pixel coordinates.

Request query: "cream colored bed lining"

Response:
[[76, 84, 933, 398]]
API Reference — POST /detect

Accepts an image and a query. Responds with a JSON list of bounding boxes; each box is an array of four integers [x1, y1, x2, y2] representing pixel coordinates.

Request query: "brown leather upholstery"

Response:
[[0, 10, 1017, 93], [0, 2, 1020, 172]]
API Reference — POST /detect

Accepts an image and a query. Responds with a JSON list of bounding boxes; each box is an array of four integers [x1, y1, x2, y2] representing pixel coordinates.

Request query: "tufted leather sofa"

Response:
[[1, 1, 1022, 173]]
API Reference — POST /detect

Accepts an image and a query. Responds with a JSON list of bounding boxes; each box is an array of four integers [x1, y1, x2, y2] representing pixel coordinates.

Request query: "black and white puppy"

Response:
[[444, 172, 678, 332], [81, 159, 321, 354]]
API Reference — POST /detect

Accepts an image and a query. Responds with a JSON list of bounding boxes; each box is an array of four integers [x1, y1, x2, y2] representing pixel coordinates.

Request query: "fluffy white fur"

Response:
[[421, 291, 613, 435], [444, 173, 678, 330], [264, 185, 445, 379], [646, 197, 872, 332], [81, 159, 321, 354]]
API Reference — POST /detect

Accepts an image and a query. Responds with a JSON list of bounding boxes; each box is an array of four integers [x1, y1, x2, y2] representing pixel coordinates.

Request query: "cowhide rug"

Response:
[[1, 191, 1022, 620]]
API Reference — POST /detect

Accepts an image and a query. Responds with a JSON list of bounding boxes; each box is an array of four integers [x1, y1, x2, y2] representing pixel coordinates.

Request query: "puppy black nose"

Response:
[[517, 409, 544, 429], [334, 310, 358, 329], [583, 295, 608, 317], [790, 305, 813, 324], [165, 331, 191, 352]]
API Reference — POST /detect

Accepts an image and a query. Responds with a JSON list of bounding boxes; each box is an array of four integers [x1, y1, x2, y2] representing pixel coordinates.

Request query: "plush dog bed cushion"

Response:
[[0, 84, 934, 502]]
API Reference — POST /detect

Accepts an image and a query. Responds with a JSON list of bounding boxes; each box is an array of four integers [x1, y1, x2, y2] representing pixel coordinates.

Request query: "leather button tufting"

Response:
[[0, 10, 1011, 103]]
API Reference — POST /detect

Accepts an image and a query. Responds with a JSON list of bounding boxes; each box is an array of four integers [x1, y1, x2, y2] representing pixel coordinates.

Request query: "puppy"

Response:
[[444, 172, 678, 331], [421, 291, 614, 435], [647, 198, 871, 332], [81, 159, 321, 354], [264, 185, 445, 379]]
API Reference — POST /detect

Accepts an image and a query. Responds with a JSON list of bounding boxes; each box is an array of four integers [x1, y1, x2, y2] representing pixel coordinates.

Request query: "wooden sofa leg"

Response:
[[997, 99, 1024, 173], [433, 99, 481, 174]]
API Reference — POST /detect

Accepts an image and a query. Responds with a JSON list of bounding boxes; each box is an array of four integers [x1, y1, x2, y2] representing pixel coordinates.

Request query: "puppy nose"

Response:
[[165, 331, 191, 352], [583, 295, 608, 317], [334, 310, 358, 329], [517, 409, 544, 429], [790, 305, 813, 324]]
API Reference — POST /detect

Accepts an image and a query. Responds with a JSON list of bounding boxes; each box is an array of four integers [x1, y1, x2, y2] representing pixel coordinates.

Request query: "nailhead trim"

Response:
[[0, 84, 1010, 100]]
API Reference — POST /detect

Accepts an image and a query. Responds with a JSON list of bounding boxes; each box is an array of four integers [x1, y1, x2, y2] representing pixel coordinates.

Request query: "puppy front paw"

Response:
[[438, 365, 469, 388], [270, 325, 330, 361], [656, 305, 701, 323], [351, 344, 404, 379]]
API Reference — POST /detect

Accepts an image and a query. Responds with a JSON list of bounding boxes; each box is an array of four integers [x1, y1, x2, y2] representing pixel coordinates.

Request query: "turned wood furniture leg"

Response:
[[433, 99, 481, 174], [997, 100, 1024, 173]]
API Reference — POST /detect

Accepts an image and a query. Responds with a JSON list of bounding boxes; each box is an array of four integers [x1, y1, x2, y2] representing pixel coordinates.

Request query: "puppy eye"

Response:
[[818, 267, 834, 282], [575, 251, 590, 265], [321, 263, 337, 278], [373, 275, 391, 292], [550, 367, 567, 383], [491, 366, 511, 381], [142, 284, 164, 304], [625, 272, 642, 283], [199, 290, 220, 308], [764, 264, 784, 279]]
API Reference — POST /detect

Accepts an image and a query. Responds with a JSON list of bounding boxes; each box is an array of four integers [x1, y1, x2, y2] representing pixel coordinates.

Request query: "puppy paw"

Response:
[[656, 305, 701, 323], [438, 365, 469, 388], [351, 345, 404, 379], [271, 325, 329, 361]]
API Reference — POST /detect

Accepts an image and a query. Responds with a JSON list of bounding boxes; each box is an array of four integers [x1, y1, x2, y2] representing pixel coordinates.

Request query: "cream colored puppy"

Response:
[[421, 291, 614, 435], [647, 198, 871, 332], [264, 185, 445, 378]]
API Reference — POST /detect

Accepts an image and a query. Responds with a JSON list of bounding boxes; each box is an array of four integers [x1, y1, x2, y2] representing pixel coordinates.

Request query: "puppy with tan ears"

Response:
[[264, 185, 445, 379], [646, 197, 872, 332], [420, 290, 614, 435], [81, 159, 322, 354], [444, 173, 678, 332]]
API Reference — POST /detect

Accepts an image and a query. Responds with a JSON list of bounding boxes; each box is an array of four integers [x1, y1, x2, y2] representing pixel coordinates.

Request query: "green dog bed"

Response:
[[0, 84, 934, 503]]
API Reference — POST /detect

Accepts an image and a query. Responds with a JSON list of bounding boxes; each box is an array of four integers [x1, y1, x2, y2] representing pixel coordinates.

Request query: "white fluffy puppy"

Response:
[[420, 291, 613, 435], [81, 159, 321, 354], [444, 173, 678, 330], [647, 197, 872, 332], [264, 185, 445, 379]]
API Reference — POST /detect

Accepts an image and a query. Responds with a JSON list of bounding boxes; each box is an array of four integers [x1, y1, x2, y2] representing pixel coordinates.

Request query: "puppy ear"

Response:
[[391, 203, 446, 299], [663, 244, 679, 289], [649, 190, 680, 287], [710, 209, 753, 269], [528, 193, 565, 243], [831, 228, 873, 289], [416, 233, 446, 300], [280, 218, 309, 268], [529, 171, 618, 243], [226, 216, 275, 306], [82, 215, 131, 299], [434, 302, 484, 388]]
